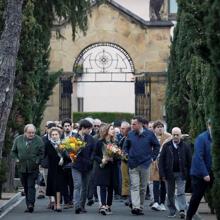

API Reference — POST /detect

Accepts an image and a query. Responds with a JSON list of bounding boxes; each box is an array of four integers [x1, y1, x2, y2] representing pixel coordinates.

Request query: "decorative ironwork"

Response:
[[59, 76, 72, 120], [73, 42, 135, 82]]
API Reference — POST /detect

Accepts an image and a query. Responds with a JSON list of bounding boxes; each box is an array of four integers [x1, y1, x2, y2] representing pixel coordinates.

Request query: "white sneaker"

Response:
[[159, 203, 166, 211], [151, 202, 161, 211]]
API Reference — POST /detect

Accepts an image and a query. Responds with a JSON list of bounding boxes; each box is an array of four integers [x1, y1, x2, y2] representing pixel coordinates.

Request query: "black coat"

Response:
[[159, 140, 192, 180], [94, 140, 119, 189], [72, 133, 95, 173], [45, 141, 66, 196]]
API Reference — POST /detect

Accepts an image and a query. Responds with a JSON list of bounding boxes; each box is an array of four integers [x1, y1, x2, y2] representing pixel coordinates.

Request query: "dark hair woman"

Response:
[[94, 124, 120, 215]]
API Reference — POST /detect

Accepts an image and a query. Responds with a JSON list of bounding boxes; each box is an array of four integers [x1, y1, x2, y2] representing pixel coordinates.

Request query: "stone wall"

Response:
[[42, 2, 171, 126]]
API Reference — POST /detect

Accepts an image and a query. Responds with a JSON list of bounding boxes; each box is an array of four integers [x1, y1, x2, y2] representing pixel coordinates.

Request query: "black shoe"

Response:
[[81, 207, 87, 213], [75, 207, 81, 214], [124, 200, 129, 206], [131, 208, 138, 215], [137, 209, 144, 215], [131, 208, 144, 215], [55, 208, 62, 212], [28, 204, 34, 213], [24, 209, 29, 213], [87, 199, 94, 206]]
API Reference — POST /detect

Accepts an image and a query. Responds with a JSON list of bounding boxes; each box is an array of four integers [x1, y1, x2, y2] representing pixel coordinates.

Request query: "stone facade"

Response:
[[42, 2, 172, 126]]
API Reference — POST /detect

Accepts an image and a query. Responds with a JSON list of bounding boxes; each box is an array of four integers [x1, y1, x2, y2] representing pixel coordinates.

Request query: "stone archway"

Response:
[[72, 42, 135, 113], [42, 2, 172, 125]]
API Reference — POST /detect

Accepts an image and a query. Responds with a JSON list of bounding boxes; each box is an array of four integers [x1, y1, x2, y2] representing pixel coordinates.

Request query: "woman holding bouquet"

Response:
[[45, 127, 67, 212], [94, 124, 120, 215]]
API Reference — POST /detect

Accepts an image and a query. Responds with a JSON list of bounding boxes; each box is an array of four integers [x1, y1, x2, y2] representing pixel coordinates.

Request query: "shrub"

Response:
[[72, 112, 134, 123]]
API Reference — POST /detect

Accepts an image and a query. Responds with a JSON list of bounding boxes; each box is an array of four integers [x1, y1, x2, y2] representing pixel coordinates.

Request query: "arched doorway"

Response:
[[72, 42, 135, 113]]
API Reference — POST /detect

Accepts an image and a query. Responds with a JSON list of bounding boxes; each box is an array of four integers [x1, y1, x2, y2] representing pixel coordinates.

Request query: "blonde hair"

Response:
[[49, 127, 62, 136]]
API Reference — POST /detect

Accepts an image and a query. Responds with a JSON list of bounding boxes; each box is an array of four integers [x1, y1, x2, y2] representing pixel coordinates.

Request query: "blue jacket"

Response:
[[125, 129, 160, 169], [190, 130, 212, 178]]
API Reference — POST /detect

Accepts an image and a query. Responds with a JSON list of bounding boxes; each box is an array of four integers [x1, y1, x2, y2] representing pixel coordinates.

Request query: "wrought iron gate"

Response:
[[135, 75, 151, 120], [59, 76, 72, 120], [135, 72, 167, 120]]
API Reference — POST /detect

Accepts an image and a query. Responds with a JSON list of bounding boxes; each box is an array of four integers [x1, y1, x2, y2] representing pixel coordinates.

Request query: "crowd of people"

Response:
[[11, 116, 213, 220]]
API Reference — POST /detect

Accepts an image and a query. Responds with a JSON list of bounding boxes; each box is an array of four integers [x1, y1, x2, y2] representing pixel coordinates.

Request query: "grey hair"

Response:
[[121, 121, 130, 127], [24, 124, 36, 133]]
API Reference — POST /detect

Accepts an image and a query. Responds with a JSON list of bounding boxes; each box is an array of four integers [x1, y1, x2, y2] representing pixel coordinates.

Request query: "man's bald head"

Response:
[[171, 127, 182, 144]]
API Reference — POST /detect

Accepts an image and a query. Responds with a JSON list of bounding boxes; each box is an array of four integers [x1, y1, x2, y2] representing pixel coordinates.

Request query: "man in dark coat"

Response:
[[71, 119, 95, 214], [159, 127, 192, 218], [11, 124, 44, 213], [186, 120, 213, 220]]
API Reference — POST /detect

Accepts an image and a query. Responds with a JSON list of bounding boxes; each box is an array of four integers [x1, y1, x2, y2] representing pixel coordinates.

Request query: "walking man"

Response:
[[125, 116, 160, 215], [186, 120, 213, 220], [159, 127, 192, 218], [11, 124, 44, 213]]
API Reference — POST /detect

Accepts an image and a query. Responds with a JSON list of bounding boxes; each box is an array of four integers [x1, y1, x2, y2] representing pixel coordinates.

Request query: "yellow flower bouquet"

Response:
[[59, 136, 86, 162]]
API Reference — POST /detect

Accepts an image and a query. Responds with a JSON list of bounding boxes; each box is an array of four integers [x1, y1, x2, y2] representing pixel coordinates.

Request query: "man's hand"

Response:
[[203, 175, 210, 182], [16, 159, 20, 163]]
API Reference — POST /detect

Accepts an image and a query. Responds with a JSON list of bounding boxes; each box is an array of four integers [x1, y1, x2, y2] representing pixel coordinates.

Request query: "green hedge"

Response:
[[72, 112, 134, 123]]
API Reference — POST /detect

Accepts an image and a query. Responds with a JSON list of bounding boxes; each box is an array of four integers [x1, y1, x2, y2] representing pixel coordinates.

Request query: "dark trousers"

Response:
[[63, 168, 74, 204], [100, 186, 113, 206], [186, 176, 209, 220], [153, 180, 166, 204], [87, 165, 98, 200], [20, 172, 38, 207]]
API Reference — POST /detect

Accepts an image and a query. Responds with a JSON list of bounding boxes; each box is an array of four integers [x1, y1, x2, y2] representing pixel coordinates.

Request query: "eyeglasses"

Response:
[[94, 125, 100, 128]]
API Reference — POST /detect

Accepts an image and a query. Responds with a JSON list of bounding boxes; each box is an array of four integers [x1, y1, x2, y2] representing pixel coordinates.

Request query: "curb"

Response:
[[0, 192, 23, 213]]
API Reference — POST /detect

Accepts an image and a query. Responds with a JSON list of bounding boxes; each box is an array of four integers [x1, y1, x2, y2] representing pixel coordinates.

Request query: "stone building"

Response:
[[42, 0, 176, 125]]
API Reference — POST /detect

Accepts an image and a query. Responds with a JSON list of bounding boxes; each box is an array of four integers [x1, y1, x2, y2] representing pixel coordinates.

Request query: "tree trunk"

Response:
[[3, 155, 16, 192], [0, 0, 23, 159]]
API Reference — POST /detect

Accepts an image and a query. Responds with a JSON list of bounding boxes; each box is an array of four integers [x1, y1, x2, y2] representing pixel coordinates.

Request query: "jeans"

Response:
[[20, 172, 38, 207], [166, 172, 187, 215], [71, 168, 91, 209], [153, 180, 166, 204], [129, 166, 150, 209], [186, 176, 209, 219]]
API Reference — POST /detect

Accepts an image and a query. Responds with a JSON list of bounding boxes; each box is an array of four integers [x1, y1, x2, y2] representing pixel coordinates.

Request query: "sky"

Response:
[[115, 0, 150, 21]]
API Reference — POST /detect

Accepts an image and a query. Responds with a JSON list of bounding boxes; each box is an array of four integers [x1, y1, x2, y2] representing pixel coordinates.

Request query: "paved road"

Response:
[[2, 198, 170, 220]]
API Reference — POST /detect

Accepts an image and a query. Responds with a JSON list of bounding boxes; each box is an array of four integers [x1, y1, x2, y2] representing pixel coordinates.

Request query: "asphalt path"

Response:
[[1, 197, 172, 220]]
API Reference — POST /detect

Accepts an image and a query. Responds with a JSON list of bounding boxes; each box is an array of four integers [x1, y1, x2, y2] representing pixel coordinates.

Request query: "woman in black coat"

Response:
[[94, 124, 120, 215], [45, 127, 67, 212]]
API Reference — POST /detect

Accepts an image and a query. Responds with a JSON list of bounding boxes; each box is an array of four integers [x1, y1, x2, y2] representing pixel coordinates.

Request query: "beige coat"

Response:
[[150, 132, 172, 181]]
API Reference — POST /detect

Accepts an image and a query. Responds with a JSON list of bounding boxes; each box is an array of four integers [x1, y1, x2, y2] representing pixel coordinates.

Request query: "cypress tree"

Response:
[[166, 2, 191, 133], [206, 0, 220, 217]]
